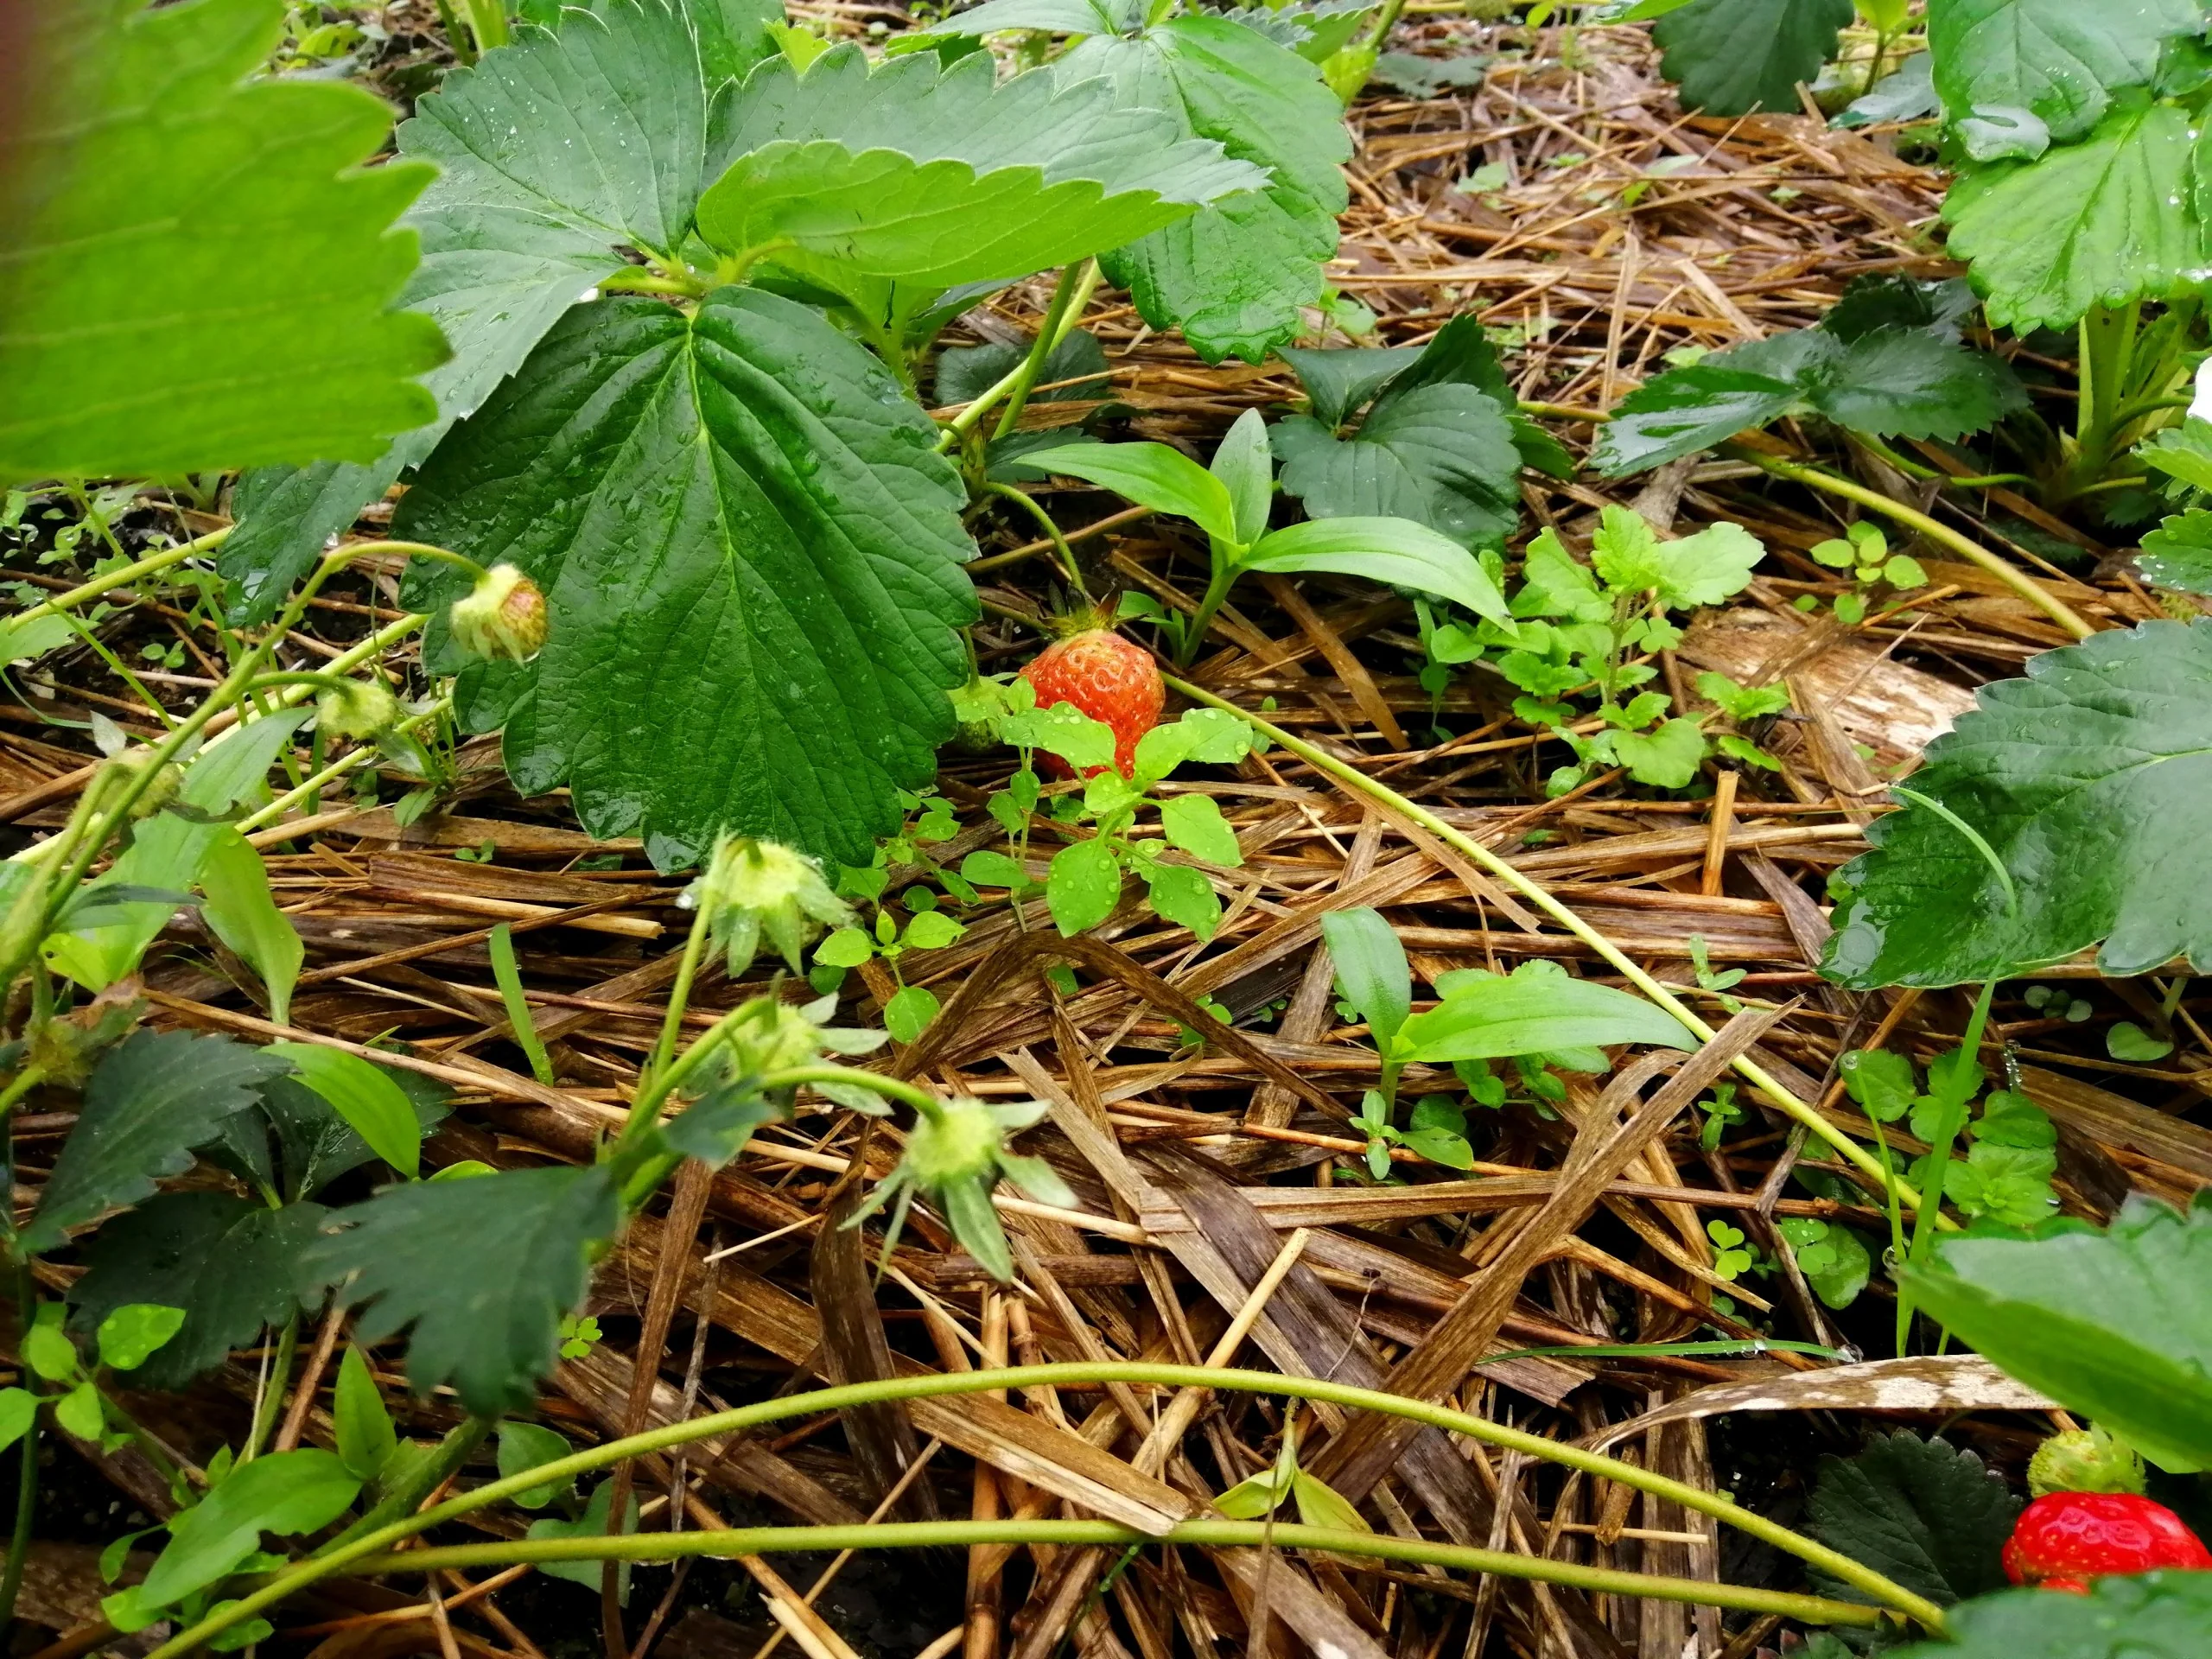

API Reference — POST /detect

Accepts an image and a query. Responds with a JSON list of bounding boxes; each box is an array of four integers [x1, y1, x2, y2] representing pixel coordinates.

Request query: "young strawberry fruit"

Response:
[[2003, 1491, 2212, 1591], [1018, 628, 1163, 779]]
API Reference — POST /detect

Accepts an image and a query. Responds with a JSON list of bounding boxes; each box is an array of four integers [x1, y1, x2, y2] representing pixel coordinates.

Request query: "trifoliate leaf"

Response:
[[1808, 1431, 2018, 1607], [1899, 1194, 2212, 1474], [2139, 510, 2212, 594], [23, 1033, 291, 1255], [1047, 15, 1352, 364], [0, 0, 442, 483], [1593, 314, 2023, 475], [1943, 101, 2205, 334], [1888, 1573, 2212, 1659], [70, 1193, 329, 1389], [1651, 0, 1853, 115], [1823, 620, 2212, 986], [309, 1164, 621, 1414], [395, 288, 975, 871], [1927, 0, 2200, 149], [702, 45, 1262, 315], [220, 0, 779, 618]]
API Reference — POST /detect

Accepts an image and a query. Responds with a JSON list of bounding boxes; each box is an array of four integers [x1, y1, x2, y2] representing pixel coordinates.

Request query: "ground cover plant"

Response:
[[4, 1, 2212, 1656]]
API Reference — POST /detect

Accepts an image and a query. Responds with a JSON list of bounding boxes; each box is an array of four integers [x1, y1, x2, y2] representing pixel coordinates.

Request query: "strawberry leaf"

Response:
[[1943, 100, 2205, 334], [394, 289, 975, 869], [0, 0, 442, 482], [1927, 0, 2201, 151], [1823, 620, 2212, 987], [1900, 1194, 2212, 1475], [222, 0, 779, 617], [1650, 0, 1853, 115], [1808, 1431, 2018, 1607], [309, 1164, 621, 1414], [1272, 385, 1521, 550], [2139, 510, 2212, 595], [1889, 1574, 2212, 1659], [1012, 14, 1352, 364]]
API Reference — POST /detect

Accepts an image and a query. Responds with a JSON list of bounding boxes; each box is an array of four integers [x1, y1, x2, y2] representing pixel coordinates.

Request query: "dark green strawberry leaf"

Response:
[[1051, 16, 1351, 364], [1273, 385, 1521, 549], [70, 1193, 329, 1389], [1368, 52, 1486, 98], [1891, 1573, 2212, 1659], [1276, 344, 1425, 430], [1899, 1194, 2212, 1474], [395, 288, 975, 870], [309, 1164, 621, 1414], [1927, 0, 2201, 149], [2139, 510, 2212, 594], [1808, 1431, 2018, 1608], [936, 331, 1110, 409], [222, 0, 779, 618], [23, 1033, 292, 1256], [1650, 0, 1853, 115], [0, 0, 442, 484], [1834, 51, 1941, 130], [1943, 101, 2204, 335], [1593, 296, 2023, 475], [1822, 620, 2212, 987]]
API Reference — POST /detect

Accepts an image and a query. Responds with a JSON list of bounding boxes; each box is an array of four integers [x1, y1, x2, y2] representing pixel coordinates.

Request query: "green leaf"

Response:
[[1048, 837, 1124, 936], [334, 1346, 398, 1483], [698, 47, 1262, 302], [0, 0, 441, 483], [1319, 907, 1411, 1050], [664, 1073, 781, 1165], [1212, 410, 1276, 549], [1026, 439, 1240, 543], [1836, 50, 1942, 129], [1840, 1047, 1916, 1122], [2107, 1020, 2176, 1061], [0, 1392, 36, 1457], [1651, 0, 1854, 115], [1943, 102, 2205, 335], [1144, 861, 1222, 940], [1394, 968, 1694, 1063], [1610, 717, 1707, 788], [936, 331, 1109, 409], [23, 1032, 289, 1255], [1779, 1218, 1872, 1308], [308, 1164, 621, 1414], [265, 1045, 422, 1180], [395, 288, 975, 871], [182, 713, 312, 816], [498, 1421, 576, 1510], [198, 830, 303, 1027], [221, 0, 782, 616], [1272, 385, 1521, 550], [54, 1382, 105, 1444], [1591, 507, 1766, 608], [1277, 345, 1425, 430], [253, 1071, 448, 1205], [530, 1481, 640, 1599], [72, 1194, 328, 1389], [1511, 528, 1611, 624], [883, 985, 941, 1043], [1697, 671, 1790, 721], [1887, 1569, 2212, 1659], [1158, 795, 1243, 867], [1808, 1431, 2018, 1607], [1823, 620, 2212, 987], [2139, 418, 2212, 493], [43, 812, 218, 994], [1243, 517, 1513, 623], [1053, 16, 1351, 364], [1899, 1194, 2212, 1473], [139, 1448, 360, 1610], [1290, 1470, 1370, 1532], [95, 1305, 187, 1373], [2139, 510, 2212, 595], [23, 1316, 79, 1384], [1927, 0, 2201, 148]]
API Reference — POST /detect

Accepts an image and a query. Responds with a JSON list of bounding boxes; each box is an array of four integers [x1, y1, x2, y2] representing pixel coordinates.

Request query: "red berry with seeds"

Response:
[[1019, 628, 1163, 779], [2003, 1492, 2212, 1591]]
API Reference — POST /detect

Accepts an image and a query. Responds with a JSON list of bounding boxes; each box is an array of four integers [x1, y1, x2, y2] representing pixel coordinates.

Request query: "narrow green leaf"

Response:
[[199, 830, 303, 1027], [1395, 969, 1694, 1063], [0, 0, 442, 481], [140, 1449, 360, 1609], [1212, 410, 1275, 549], [1319, 907, 1410, 1051], [334, 1346, 398, 1483], [1243, 517, 1512, 623], [1023, 441, 1240, 545], [265, 1045, 421, 1180], [24, 1032, 289, 1255]]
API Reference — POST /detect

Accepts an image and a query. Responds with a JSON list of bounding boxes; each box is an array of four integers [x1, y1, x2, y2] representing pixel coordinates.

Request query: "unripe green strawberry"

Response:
[[2030, 1425, 2146, 1497], [1017, 627, 1161, 779]]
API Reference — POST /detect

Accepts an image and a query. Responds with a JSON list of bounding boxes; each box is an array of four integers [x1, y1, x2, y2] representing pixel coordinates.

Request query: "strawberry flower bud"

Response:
[[315, 677, 401, 741], [680, 835, 851, 978], [2030, 1425, 2146, 1497], [847, 1097, 1074, 1281], [448, 563, 549, 663]]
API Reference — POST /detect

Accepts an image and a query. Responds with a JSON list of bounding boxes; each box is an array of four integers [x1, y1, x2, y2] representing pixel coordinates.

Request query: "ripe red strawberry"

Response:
[[2003, 1492, 2212, 1591], [1018, 627, 1162, 779]]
